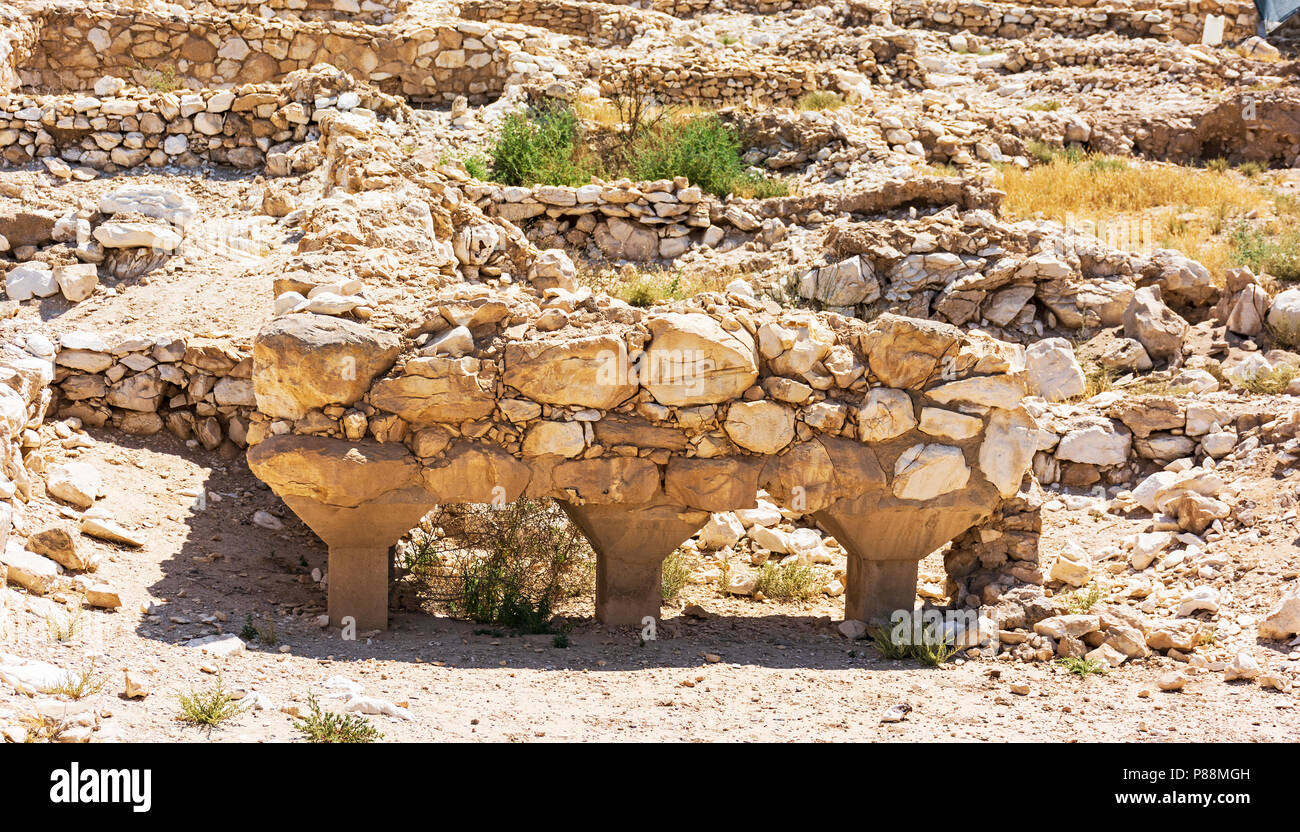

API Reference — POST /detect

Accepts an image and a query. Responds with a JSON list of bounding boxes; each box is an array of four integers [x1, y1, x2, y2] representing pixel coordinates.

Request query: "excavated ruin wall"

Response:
[[185, 0, 409, 25], [13, 4, 544, 103], [0, 69, 406, 171], [469, 175, 1002, 263], [886, 0, 1260, 44], [458, 0, 680, 46]]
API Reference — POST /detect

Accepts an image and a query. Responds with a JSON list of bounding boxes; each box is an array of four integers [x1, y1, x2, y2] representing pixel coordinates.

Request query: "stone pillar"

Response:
[[282, 491, 433, 631], [326, 545, 391, 631], [815, 497, 991, 624], [560, 502, 709, 625], [844, 557, 919, 624]]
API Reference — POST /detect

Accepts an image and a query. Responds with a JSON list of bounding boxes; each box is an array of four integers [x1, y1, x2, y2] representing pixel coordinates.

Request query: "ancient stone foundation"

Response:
[[245, 312, 1042, 629]]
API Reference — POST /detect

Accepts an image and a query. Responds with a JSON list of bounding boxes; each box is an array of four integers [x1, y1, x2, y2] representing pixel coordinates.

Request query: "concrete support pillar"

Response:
[[815, 498, 990, 624], [844, 557, 919, 624], [560, 502, 709, 625], [282, 491, 433, 631], [327, 545, 391, 631]]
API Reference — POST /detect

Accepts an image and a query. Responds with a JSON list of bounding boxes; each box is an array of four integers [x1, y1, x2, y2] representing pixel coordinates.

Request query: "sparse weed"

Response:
[[867, 622, 957, 665], [1062, 583, 1104, 614], [293, 694, 382, 743], [1056, 657, 1107, 677], [661, 550, 694, 602], [46, 606, 84, 644], [796, 90, 846, 111], [753, 560, 818, 602], [38, 658, 104, 700], [1236, 364, 1299, 394], [177, 676, 242, 727]]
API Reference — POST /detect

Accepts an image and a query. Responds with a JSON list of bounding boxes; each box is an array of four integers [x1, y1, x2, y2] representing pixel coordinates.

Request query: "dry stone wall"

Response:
[[459, 0, 680, 47], [0, 66, 407, 172], [11, 2, 564, 104]]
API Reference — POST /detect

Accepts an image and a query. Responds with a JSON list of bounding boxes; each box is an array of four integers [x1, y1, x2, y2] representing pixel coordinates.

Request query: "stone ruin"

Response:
[[2, 0, 1299, 670], [246, 308, 1039, 630]]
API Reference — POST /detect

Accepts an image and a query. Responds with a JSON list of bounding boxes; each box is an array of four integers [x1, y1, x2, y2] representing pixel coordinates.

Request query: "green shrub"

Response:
[[753, 560, 818, 601], [293, 694, 382, 743], [417, 499, 593, 633], [1229, 224, 1300, 282], [661, 550, 694, 602], [462, 154, 489, 180], [177, 676, 242, 727], [632, 114, 787, 199], [1056, 657, 1107, 677], [490, 103, 592, 187]]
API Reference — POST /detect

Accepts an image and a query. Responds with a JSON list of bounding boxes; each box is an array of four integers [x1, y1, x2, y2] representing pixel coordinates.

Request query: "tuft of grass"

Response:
[[293, 693, 382, 743], [752, 560, 818, 602], [1236, 364, 1299, 394], [1081, 363, 1116, 398], [796, 90, 846, 111], [552, 633, 569, 648], [1062, 583, 1104, 614], [867, 622, 957, 665], [38, 658, 104, 700], [910, 629, 959, 667], [46, 606, 85, 644], [1056, 657, 1107, 677], [661, 550, 694, 602], [868, 625, 911, 660], [177, 676, 242, 727], [1237, 161, 1267, 179]]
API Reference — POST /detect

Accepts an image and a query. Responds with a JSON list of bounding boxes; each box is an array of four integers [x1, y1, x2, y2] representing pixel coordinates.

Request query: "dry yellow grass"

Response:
[[999, 155, 1274, 220], [998, 154, 1300, 283], [577, 263, 743, 306]]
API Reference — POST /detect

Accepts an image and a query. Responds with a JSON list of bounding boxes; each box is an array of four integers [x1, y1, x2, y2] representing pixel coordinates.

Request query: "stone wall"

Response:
[[48, 332, 256, 452], [0, 65, 406, 172], [886, 0, 1260, 45], [467, 174, 1001, 263], [185, 0, 409, 25], [459, 0, 680, 47], [13, 2, 561, 104]]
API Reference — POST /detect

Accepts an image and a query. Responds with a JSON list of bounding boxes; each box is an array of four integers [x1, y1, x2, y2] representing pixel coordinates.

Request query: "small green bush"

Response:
[[490, 103, 591, 187], [661, 550, 694, 602], [294, 694, 383, 743], [1229, 224, 1300, 282], [1056, 657, 1107, 677], [177, 676, 242, 727], [753, 560, 818, 601]]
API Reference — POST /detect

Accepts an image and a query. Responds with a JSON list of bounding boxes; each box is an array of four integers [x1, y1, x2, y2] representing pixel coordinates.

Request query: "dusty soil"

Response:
[[2, 425, 1296, 743]]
